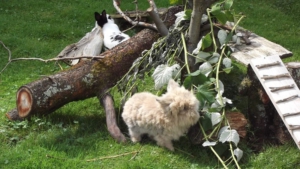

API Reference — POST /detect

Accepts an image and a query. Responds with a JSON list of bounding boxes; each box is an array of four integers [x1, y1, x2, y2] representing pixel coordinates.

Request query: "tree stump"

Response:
[[286, 62, 300, 88], [239, 64, 293, 151]]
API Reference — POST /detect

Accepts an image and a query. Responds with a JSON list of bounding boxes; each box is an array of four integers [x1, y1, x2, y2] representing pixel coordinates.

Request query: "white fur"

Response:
[[102, 14, 130, 49], [122, 79, 200, 151]]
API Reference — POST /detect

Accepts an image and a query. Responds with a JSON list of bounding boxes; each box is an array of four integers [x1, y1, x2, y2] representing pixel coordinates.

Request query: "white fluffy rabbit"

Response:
[[122, 79, 200, 151], [94, 10, 130, 49]]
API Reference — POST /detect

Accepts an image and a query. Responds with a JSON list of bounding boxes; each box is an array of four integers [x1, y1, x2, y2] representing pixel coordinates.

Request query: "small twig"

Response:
[[0, 54, 105, 74], [113, 0, 157, 30], [269, 84, 294, 92], [0, 40, 11, 60], [256, 61, 280, 69], [0, 40, 12, 74], [283, 111, 300, 117], [122, 22, 139, 33], [129, 146, 143, 160], [276, 94, 299, 103], [174, 148, 194, 158], [86, 150, 139, 162], [261, 73, 290, 80], [133, 0, 141, 21]]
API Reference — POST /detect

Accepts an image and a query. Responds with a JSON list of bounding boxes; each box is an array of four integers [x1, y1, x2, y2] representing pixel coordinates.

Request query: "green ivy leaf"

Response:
[[202, 33, 212, 49], [196, 81, 216, 106], [210, 3, 235, 24], [208, 107, 222, 113], [195, 51, 211, 64], [183, 76, 192, 89], [184, 9, 192, 20], [223, 66, 233, 74], [200, 112, 213, 132], [189, 70, 202, 76], [183, 71, 208, 89], [214, 142, 229, 156], [224, 0, 234, 10], [225, 32, 233, 44], [211, 2, 221, 14]]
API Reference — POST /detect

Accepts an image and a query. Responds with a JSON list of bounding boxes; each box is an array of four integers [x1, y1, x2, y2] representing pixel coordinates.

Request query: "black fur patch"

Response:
[[113, 35, 126, 42], [94, 10, 107, 28]]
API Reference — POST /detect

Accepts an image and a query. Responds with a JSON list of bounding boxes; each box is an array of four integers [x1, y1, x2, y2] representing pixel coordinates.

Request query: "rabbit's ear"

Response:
[[156, 98, 169, 107], [156, 98, 173, 115], [94, 12, 101, 21], [101, 10, 107, 18], [95, 10, 107, 27], [167, 79, 179, 92]]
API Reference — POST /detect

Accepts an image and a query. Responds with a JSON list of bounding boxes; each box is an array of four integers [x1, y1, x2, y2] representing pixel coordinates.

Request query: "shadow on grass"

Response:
[[24, 102, 221, 167]]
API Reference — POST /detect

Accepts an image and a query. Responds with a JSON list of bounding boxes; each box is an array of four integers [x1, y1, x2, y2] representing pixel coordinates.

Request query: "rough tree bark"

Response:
[[187, 0, 217, 71]]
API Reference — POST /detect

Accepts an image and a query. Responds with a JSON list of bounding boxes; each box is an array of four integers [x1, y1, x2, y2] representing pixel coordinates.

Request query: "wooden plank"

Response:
[[231, 33, 292, 65], [250, 55, 300, 149]]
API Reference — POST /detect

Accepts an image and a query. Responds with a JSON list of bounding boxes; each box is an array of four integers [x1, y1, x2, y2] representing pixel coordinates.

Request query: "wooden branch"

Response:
[[113, 0, 157, 30], [100, 93, 126, 143], [147, 6, 168, 36], [187, 0, 217, 71]]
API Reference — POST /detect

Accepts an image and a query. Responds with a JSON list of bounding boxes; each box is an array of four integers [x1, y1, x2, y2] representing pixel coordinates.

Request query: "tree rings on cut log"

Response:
[[17, 87, 32, 118]]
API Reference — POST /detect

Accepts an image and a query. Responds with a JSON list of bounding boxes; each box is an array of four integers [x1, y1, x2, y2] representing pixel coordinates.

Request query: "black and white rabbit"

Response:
[[94, 10, 130, 49]]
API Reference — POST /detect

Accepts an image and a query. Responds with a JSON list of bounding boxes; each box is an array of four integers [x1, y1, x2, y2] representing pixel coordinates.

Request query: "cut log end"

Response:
[[17, 87, 33, 118]]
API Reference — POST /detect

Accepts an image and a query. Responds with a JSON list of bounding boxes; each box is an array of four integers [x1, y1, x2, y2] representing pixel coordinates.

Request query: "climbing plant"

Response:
[[114, 0, 245, 168]]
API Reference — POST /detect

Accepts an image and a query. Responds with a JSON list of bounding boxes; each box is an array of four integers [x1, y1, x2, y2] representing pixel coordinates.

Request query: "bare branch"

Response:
[[0, 40, 11, 60], [147, 0, 168, 36], [0, 52, 105, 75], [113, 0, 157, 30], [0, 41, 12, 74]]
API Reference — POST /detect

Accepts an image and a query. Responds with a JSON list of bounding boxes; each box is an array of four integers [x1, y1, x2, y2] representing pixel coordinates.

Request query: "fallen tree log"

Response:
[[6, 28, 159, 143], [6, 5, 183, 120], [6, 28, 159, 120]]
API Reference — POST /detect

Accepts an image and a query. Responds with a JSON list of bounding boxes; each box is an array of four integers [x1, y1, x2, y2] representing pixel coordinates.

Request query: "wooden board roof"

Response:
[[231, 33, 292, 65]]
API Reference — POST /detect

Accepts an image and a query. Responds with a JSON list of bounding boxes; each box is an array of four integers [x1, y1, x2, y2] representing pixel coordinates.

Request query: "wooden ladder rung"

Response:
[[256, 61, 281, 69], [289, 125, 300, 130], [283, 112, 300, 117], [261, 73, 290, 80]]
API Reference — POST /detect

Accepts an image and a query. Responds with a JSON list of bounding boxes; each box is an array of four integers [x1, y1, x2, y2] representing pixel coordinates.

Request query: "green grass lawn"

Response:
[[1, 0, 300, 168]]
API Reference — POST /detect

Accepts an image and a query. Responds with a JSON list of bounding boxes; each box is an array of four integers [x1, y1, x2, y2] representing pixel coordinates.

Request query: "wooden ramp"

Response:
[[250, 55, 300, 149]]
